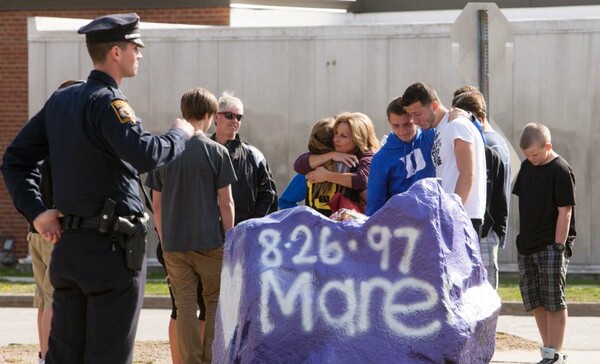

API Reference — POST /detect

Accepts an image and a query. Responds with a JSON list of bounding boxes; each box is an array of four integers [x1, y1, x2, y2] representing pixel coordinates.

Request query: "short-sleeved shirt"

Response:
[[512, 155, 576, 255], [432, 113, 486, 219], [146, 132, 237, 251]]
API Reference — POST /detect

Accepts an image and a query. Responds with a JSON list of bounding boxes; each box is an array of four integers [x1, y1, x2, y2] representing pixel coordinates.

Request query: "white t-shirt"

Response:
[[431, 113, 486, 219]]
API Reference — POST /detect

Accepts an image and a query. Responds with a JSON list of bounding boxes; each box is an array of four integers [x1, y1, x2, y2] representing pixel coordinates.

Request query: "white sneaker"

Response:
[[538, 347, 567, 364]]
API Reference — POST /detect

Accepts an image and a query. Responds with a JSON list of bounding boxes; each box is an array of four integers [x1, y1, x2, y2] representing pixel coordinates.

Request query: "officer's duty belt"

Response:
[[60, 215, 135, 231]]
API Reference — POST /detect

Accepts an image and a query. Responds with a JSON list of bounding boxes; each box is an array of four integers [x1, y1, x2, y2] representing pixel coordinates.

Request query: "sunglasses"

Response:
[[218, 112, 243, 121]]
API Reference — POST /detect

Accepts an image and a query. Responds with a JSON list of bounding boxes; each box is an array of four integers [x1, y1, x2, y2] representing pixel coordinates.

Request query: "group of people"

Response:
[[284, 82, 507, 289], [0, 11, 576, 364], [284, 83, 575, 364]]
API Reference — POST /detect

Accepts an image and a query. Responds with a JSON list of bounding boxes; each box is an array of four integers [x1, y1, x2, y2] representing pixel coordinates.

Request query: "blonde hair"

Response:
[[520, 122, 551, 149], [333, 112, 380, 154], [307, 117, 336, 200]]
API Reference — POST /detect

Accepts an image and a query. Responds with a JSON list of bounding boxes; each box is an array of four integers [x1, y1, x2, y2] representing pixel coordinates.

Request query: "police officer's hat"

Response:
[[78, 13, 144, 48]]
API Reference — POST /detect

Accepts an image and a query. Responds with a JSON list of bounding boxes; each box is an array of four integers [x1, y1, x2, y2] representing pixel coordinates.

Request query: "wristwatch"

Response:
[[554, 242, 565, 252]]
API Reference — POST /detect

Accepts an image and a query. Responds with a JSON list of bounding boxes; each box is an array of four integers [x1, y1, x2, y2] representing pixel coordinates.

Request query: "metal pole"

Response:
[[477, 9, 490, 117]]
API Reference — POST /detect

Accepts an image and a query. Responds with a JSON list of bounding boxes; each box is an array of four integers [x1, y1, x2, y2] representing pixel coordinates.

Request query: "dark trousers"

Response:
[[45, 230, 145, 364]]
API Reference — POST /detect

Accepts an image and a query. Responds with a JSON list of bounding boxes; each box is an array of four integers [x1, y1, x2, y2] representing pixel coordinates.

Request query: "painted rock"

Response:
[[214, 178, 501, 363]]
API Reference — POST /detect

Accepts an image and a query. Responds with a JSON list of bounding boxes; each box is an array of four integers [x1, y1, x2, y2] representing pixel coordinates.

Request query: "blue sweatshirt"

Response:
[[278, 173, 306, 209], [366, 128, 436, 216]]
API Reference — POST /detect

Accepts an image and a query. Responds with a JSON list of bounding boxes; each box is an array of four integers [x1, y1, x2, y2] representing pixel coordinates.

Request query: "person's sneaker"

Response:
[[537, 347, 567, 364]]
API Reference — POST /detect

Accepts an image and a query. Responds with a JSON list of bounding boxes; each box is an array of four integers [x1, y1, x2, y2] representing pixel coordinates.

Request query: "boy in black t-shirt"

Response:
[[513, 123, 576, 364]]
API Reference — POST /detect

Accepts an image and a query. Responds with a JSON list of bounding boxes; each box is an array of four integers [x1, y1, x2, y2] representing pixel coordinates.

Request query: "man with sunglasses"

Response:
[[211, 92, 278, 225]]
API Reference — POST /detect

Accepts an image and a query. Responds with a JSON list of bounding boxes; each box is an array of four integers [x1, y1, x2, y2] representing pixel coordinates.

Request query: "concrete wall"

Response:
[[27, 9, 599, 272]]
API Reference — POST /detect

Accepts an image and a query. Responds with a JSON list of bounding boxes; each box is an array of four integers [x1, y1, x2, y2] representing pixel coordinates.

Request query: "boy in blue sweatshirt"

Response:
[[366, 96, 436, 215]]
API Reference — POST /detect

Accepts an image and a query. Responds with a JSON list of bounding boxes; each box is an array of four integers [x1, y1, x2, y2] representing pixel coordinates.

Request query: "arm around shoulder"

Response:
[[350, 150, 375, 191], [294, 152, 314, 174]]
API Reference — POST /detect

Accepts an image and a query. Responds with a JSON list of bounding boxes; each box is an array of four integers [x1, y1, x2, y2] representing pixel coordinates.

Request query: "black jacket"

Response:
[[482, 145, 508, 242], [211, 134, 278, 224]]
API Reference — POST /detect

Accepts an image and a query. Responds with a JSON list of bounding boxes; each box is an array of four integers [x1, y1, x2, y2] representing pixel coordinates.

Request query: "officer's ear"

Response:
[[109, 43, 128, 61], [105, 44, 121, 62]]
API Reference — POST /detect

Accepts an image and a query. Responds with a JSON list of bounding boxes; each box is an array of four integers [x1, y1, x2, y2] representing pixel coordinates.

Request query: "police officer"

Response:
[[1, 13, 194, 364]]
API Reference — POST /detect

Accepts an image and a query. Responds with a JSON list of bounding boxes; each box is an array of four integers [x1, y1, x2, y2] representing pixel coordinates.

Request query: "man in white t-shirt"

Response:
[[401, 82, 486, 235]]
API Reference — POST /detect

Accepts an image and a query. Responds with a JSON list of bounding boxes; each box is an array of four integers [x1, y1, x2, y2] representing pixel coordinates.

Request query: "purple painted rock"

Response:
[[214, 178, 500, 363]]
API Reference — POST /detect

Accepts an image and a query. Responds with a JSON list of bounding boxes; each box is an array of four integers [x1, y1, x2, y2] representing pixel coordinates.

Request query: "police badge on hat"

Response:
[[111, 100, 137, 124]]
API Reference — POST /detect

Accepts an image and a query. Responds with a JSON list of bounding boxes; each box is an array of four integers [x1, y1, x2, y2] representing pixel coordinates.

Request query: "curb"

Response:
[[0, 295, 172, 309], [1, 295, 599, 316], [499, 301, 600, 316]]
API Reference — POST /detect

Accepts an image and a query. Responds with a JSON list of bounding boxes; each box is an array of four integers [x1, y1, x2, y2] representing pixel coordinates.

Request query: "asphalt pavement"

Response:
[[1, 307, 599, 363]]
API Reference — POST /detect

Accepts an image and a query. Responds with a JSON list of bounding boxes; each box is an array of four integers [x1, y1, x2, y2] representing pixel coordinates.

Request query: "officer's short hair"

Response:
[[181, 87, 218, 121], [86, 41, 128, 64]]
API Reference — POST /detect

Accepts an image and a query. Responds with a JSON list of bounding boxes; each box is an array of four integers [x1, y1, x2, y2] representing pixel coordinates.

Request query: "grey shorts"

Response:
[[518, 246, 569, 312]]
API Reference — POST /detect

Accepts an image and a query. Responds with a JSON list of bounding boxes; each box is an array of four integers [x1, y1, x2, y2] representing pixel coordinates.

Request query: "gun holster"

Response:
[[116, 214, 149, 272]]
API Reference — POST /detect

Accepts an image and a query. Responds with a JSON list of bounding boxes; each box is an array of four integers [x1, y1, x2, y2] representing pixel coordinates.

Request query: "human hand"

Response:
[[330, 152, 358, 168], [307, 167, 330, 183], [33, 209, 64, 244], [172, 118, 195, 139], [448, 107, 470, 121]]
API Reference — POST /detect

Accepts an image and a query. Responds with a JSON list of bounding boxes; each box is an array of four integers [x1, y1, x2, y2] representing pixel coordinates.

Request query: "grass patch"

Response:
[[0, 281, 35, 294], [0, 267, 32, 277], [0, 266, 170, 295], [0, 279, 170, 296], [3, 269, 600, 301], [145, 280, 169, 296], [498, 276, 600, 302]]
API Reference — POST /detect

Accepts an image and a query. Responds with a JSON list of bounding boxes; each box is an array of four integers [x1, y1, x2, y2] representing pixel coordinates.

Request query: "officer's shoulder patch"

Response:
[[111, 100, 136, 124]]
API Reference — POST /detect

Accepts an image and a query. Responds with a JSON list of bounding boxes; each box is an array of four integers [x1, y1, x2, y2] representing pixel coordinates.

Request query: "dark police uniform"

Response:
[[1, 13, 188, 364]]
